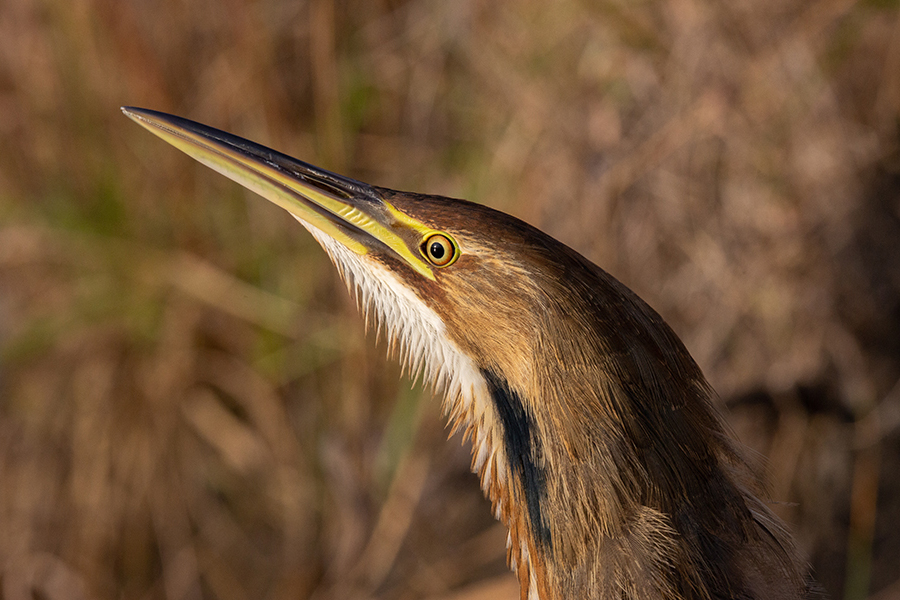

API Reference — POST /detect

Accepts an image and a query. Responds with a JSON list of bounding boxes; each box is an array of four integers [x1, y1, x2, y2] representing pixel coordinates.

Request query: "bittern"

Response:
[[123, 107, 819, 600]]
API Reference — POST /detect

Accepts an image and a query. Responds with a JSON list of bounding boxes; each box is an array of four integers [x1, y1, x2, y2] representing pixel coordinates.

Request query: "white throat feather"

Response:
[[301, 222, 495, 460]]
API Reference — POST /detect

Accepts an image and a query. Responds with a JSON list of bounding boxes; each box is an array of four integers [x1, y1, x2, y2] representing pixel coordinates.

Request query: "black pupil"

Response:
[[430, 240, 446, 260]]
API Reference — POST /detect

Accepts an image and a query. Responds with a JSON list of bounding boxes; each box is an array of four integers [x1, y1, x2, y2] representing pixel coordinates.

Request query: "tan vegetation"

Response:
[[1, 1, 899, 599]]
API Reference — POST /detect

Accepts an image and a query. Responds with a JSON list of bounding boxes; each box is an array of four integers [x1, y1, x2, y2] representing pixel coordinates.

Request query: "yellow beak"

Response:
[[121, 107, 436, 280]]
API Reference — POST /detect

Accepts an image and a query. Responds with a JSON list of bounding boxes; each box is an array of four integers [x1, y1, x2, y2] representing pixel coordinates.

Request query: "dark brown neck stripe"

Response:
[[482, 368, 551, 550]]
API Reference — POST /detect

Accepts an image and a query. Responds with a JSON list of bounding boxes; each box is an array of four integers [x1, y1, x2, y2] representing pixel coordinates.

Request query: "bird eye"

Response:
[[421, 233, 458, 267]]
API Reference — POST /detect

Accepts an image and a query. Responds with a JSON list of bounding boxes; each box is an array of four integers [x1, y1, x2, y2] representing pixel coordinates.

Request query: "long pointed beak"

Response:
[[121, 107, 435, 279]]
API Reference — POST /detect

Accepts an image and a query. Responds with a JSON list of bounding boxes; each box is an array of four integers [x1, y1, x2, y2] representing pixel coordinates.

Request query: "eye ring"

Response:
[[421, 233, 458, 267]]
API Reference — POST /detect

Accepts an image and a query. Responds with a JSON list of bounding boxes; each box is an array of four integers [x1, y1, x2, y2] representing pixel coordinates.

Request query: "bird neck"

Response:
[[453, 356, 813, 600], [312, 229, 812, 599]]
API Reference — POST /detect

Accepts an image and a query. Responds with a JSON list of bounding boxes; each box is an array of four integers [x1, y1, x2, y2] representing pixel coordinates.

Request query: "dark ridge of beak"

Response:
[[123, 107, 376, 203]]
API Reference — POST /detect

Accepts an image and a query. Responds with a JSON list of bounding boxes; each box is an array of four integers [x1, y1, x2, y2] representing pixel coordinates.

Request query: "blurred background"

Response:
[[1, 0, 899, 599]]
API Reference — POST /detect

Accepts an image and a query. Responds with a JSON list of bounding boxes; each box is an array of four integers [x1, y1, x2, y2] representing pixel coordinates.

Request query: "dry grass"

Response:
[[1, 1, 899, 599]]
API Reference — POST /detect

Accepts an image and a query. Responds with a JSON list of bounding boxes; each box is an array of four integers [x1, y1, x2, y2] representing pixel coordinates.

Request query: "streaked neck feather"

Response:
[[302, 222, 541, 598]]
